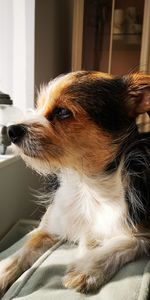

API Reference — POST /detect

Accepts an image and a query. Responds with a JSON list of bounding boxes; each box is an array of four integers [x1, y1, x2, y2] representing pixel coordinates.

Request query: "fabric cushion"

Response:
[[0, 236, 150, 300]]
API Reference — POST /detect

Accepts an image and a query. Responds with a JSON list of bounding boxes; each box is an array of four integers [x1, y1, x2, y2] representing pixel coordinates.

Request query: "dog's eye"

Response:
[[52, 107, 72, 120]]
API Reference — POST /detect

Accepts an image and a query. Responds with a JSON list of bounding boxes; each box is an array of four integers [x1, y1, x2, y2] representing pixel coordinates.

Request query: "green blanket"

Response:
[[0, 235, 150, 300]]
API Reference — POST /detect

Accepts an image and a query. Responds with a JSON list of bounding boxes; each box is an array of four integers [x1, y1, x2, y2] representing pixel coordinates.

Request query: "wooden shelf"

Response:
[[112, 34, 141, 50]]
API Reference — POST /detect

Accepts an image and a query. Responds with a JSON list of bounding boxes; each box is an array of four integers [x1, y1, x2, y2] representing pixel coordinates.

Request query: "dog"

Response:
[[0, 71, 150, 295]]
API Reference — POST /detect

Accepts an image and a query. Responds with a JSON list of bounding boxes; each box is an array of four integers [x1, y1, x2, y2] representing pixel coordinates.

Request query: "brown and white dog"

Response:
[[0, 71, 150, 295]]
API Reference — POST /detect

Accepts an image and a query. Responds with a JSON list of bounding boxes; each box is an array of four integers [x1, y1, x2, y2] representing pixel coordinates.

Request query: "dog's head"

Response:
[[8, 71, 150, 175]]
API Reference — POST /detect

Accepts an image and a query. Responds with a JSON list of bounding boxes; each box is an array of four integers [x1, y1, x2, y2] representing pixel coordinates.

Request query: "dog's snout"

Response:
[[7, 124, 27, 144]]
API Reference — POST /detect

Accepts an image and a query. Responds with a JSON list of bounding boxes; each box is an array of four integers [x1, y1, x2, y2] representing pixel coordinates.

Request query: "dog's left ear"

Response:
[[123, 73, 150, 118]]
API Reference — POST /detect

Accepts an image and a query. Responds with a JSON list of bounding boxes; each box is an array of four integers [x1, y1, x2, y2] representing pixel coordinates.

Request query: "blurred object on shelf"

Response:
[[0, 125, 11, 155], [125, 6, 137, 24], [0, 92, 23, 155], [113, 9, 124, 35], [124, 6, 142, 44], [113, 5, 142, 45], [126, 23, 142, 34]]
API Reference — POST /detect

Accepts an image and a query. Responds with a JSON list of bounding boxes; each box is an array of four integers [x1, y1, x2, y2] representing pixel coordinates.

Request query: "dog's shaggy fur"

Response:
[[0, 71, 150, 295]]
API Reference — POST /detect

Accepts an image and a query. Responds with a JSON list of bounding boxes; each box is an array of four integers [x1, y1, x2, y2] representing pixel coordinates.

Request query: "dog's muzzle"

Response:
[[7, 124, 27, 144]]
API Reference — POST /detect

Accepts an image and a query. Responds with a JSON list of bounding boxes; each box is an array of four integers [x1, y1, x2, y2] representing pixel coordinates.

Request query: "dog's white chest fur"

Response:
[[45, 169, 127, 243]]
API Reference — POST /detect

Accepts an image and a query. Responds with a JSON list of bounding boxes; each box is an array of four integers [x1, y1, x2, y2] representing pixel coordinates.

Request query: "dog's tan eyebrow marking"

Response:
[[37, 74, 76, 116]]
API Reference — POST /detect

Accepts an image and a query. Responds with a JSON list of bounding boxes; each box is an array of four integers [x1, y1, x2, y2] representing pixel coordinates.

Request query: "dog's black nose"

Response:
[[7, 124, 26, 144]]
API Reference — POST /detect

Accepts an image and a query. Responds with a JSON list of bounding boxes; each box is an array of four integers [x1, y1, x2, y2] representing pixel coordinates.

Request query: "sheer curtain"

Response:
[[0, 0, 35, 110]]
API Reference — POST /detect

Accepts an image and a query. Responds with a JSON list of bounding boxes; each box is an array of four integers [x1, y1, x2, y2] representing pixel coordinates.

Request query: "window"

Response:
[[0, 0, 35, 110]]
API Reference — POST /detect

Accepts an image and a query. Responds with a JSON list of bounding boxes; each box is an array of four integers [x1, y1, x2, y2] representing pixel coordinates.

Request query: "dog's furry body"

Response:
[[0, 71, 150, 295]]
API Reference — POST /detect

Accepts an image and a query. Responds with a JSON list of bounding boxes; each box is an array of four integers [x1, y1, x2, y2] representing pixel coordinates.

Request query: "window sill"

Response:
[[0, 155, 19, 168]]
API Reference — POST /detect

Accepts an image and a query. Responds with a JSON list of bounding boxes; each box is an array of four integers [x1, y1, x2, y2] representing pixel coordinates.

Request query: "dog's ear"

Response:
[[123, 73, 150, 118]]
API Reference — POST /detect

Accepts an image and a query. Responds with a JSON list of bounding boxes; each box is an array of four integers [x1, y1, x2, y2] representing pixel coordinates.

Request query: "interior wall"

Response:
[[34, 0, 74, 93], [0, 159, 41, 240]]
